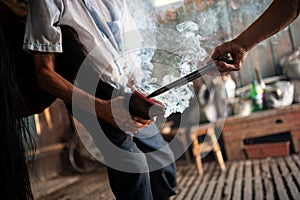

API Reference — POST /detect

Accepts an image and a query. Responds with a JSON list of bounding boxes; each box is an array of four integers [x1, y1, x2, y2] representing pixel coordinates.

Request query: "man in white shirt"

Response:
[[23, 0, 176, 199]]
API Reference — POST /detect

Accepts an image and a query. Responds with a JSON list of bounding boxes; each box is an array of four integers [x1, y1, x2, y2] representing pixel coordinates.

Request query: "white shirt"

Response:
[[23, 0, 142, 89], [23, 0, 196, 117]]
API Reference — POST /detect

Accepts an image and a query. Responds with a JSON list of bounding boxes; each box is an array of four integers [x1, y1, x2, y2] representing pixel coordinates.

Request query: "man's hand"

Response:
[[211, 39, 248, 73], [95, 96, 153, 133], [127, 90, 165, 120]]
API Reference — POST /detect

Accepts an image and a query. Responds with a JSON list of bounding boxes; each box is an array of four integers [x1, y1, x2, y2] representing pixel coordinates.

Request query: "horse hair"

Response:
[[0, 25, 35, 199]]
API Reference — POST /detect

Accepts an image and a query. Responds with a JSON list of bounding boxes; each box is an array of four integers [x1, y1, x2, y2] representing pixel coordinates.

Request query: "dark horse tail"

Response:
[[0, 27, 34, 200], [0, 2, 34, 199], [0, 1, 106, 198], [0, 1, 94, 198]]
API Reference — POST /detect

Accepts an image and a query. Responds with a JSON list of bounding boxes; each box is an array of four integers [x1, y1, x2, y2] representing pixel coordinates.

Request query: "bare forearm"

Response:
[[33, 53, 153, 132], [235, 0, 300, 51], [34, 53, 108, 118], [36, 67, 95, 111]]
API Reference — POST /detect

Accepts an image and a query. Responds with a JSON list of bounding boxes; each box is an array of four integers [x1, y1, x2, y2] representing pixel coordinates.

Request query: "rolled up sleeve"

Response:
[[23, 0, 63, 53]]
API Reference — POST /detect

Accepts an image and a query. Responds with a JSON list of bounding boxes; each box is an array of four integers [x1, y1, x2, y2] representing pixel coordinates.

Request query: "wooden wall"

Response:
[[152, 0, 300, 87], [236, 19, 300, 87], [28, 100, 73, 181]]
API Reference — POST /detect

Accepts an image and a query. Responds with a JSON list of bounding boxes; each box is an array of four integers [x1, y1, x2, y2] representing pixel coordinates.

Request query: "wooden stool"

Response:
[[190, 123, 226, 175]]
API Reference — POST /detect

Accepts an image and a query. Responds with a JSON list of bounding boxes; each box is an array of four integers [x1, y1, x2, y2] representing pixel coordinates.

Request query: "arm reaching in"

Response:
[[212, 0, 300, 73], [33, 53, 152, 133]]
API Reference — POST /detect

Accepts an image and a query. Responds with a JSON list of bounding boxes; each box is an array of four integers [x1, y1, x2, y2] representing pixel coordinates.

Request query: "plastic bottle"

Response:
[[250, 80, 264, 112]]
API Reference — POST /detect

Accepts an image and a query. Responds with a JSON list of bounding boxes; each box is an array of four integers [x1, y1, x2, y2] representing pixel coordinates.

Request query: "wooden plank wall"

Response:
[[28, 100, 73, 181], [224, 0, 300, 86], [153, 0, 300, 87], [236, 19, 300, 87]]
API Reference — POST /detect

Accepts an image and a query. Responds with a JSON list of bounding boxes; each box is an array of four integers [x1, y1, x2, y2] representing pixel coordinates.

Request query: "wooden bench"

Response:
[[222, 103, 300, 160]]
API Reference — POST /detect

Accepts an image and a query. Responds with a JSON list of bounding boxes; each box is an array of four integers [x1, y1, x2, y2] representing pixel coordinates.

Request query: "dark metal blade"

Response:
[[147, 53, 234, 98], [147, 63, 215, 98]]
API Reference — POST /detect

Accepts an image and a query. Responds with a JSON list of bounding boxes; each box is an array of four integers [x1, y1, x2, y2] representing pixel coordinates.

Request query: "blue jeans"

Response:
[[68, 105, 177, 200]]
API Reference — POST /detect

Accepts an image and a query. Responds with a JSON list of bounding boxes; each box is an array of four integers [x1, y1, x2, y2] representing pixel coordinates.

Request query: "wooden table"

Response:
[[221, 103, 300, 160]]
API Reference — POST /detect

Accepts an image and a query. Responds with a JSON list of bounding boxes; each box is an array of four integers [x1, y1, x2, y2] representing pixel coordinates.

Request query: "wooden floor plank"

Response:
[[192, 161, 218, 199], [31, 153, 300, 200], [277, 157, 300, 200], [184, 164, 209, 200], [260, 158, 274, 200], [270, 159, 290, 200], [292, 154, 300, 167], [50, 175, 104, 200], [31, 176, 80, 199], [173, 163, 199, 200], [174, 161, 194, 189], [211, 164, 229, 200], [39, 177, 95, 200], [223, 162, 237, 200], [201, 164, 221, 200], [253, 159, 264, 200], [243, 160, 253, 200], [285, 156, 300, 188], [174, 161, 187, 184], [232, 160, 244, 200]]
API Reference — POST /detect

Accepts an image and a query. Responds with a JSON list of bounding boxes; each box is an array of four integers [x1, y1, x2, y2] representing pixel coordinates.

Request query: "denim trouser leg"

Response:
[[99, 121, 153, 200], [134, 126, 177, 200], [66, 104, 176, 200]]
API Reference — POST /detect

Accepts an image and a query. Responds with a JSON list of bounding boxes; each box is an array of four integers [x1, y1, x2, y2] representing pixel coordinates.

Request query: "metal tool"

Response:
[[147, 53, 234, 98]]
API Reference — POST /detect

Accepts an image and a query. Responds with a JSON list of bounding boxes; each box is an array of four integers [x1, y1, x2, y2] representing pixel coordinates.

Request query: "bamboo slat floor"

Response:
[[31, 154, 300, 200]]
